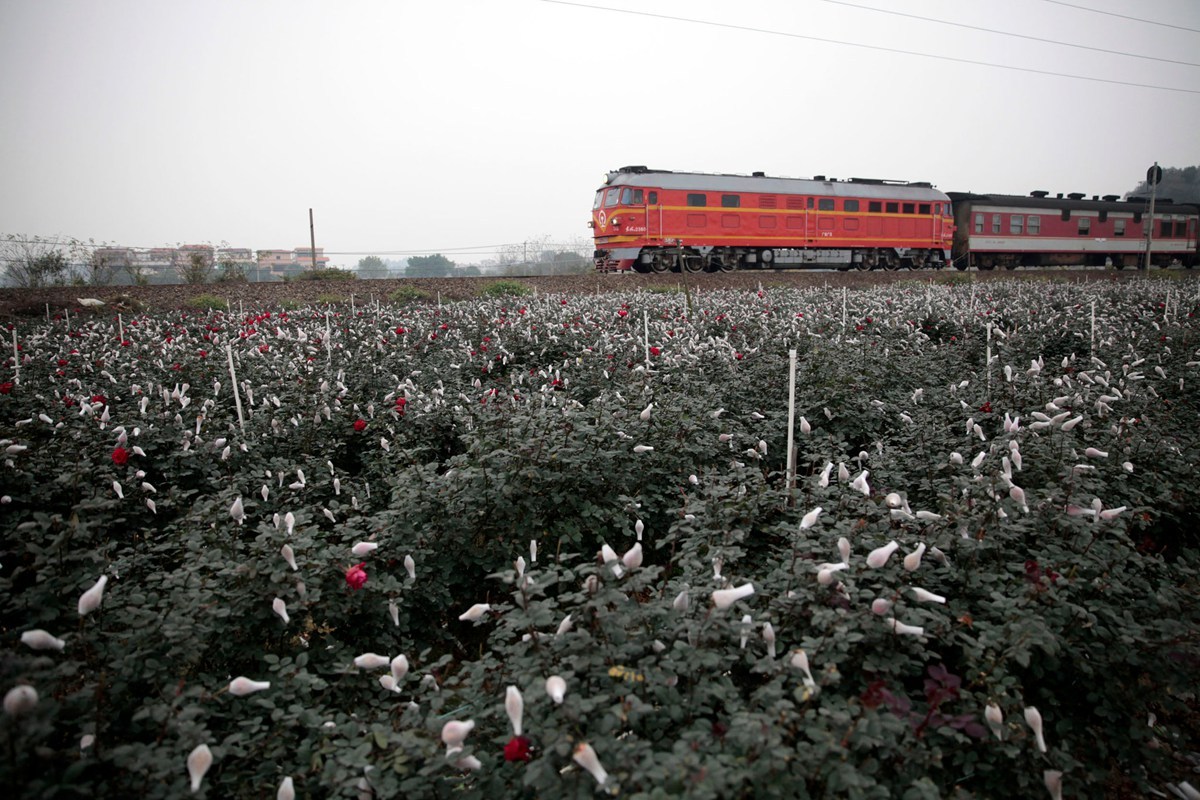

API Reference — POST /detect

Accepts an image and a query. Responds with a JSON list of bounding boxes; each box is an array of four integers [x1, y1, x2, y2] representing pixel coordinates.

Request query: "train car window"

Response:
[[904, 203, 916, 214], [648, 192, 658, 204], [818, 199, 835, 211], [974, 214, 984, 234], [721, 194, 740, 208], [605, 190, 619, 207], [1078, 218, 1091, 236], [1114, 219, 1126, 236], [1011, 215, 1024, 235], [919, 204, 930, 214], [1159, 220, 1172, 238], [687, 193, 706, 207], [1179, 221, 1191, 237], [1061, 209, 1071, 221], [593, 191, 603, 210], [869, 201, 882, 213], [992, 215, 1001, 234], [885, 202, 898, 214], [1028, 216, 1041, 235], [845, 200, 860, 212]]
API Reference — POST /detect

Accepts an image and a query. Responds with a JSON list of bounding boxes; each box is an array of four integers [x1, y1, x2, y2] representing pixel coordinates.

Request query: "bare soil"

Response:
[[0, 268, 1158, 319]]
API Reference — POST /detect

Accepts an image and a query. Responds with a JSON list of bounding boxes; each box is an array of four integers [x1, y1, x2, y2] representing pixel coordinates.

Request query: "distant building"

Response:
[[256, 247, 331, 280]]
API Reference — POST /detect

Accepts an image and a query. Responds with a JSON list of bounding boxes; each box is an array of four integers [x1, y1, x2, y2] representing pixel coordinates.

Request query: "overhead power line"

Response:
[[540, 0, 1200, 94], [819, 0, 1200, 67], [1041, 0, 1200, 34]]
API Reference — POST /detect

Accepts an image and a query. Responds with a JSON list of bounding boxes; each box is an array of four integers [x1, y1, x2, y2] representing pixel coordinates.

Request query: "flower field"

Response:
[[2, 276, 1199, 799]]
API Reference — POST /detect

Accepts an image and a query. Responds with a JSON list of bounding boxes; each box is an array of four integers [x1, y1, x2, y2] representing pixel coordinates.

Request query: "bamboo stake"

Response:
[[225, 344, 245, 429], [785, 349, 798, 501]]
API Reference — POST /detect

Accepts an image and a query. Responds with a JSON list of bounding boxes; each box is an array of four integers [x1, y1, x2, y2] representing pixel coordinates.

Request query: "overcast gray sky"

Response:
[[2, 0, 1198, 267]]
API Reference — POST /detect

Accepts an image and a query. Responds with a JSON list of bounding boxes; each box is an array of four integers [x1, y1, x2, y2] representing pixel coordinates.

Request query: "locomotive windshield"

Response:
[[593, 191, 603, 210]]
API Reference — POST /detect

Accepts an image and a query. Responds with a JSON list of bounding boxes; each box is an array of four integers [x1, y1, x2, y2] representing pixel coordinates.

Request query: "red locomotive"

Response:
[[948, 191, 1197, 270], [591, 166, 1199, 272], [591, 166, 954, 272]]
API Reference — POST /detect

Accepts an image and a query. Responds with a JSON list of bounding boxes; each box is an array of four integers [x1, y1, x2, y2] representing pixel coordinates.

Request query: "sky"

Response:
[[1, 0, 1198, 268]]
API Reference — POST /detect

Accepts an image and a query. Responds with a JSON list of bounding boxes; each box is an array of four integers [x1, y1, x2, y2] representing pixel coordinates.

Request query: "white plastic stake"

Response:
[[11, 328, 19, 385], [643, 309, 650, 363], [785, 349, 797, 493], [118, 313, 124, 344], [225, 343, 245, 429]]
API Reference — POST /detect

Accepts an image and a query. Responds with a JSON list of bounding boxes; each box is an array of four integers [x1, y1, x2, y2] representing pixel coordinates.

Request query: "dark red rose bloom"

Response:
[[353, 419, 367, 432], [112, 446, 129, 466], [0, 381, 12, 394], [504, 736, 532, 762], [345, 563, 368, 590]]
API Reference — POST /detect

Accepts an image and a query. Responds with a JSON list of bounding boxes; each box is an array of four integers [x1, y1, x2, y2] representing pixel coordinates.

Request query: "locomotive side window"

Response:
[[807, 198, 815, 209], [904, 203, 916, 214], [620, 189, 632, 204], [687, 193, 706, 207], [845, 199, 860, 212], [919, 204, 930, 215], [886, 202, 898, 214], [1078, 217, 1091, 236], [1114, 219, 1126, 236], [869, 201, 882, 213], [721, 194, 740, 208], [818, 199, 835, 211], [605, 190, 619, 207], [1011, 215, 1024, 235], [992, 214, 1001, 234], [648, 192, 657, 204], [1028, 215, 1041, 235], [974, 214, 984, 233]]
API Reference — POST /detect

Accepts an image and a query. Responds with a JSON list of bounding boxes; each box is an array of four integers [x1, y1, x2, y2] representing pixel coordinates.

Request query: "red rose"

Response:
[[649, 346, 661, 357], [112, 446, 129, 466], [735, 352, 744, 360], [0, 381, 12, 395], [91, 394, 107, 406], [979, 401, 992, 413], [353, 419, 367, 432], [345, 562, 368, 590], [504, 736, 532, 763]]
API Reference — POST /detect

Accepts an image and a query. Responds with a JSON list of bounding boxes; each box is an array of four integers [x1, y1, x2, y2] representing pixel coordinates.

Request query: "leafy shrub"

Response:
[[316, 293, 346, 306], [479, 280, 531, 298], [1, 278, 1197, 798], [287, 269, 356, 282], [185, 293, 226, 311], [389, 285, 432, 304]]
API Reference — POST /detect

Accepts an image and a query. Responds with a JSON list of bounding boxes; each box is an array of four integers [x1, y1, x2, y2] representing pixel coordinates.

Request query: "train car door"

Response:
[[645, 189, 662, 243]]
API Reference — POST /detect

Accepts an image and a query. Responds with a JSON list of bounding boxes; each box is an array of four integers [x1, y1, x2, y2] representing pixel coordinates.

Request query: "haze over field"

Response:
[[1, 0, 1197, 266]]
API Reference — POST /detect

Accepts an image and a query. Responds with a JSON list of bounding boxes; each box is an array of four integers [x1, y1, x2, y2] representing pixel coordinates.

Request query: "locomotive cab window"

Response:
[[620, 188, 645, 205], [605, 190, 619, 207], [687, 193, 706, 207], [593, 191, 603, 210], [844, 199, 860, 212], [818, 198, 835, 211], [721, 194, 740, 208]]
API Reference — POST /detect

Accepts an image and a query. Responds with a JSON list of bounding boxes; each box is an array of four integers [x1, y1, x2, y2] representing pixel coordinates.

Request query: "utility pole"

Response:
[[309, 208, 318, 272], [1144, 163, 1161, 270]]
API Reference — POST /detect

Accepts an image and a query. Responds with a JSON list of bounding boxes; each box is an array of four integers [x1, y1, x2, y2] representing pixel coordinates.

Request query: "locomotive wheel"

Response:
[[649, 253, 672, 274], [682, 255, 705, 273]]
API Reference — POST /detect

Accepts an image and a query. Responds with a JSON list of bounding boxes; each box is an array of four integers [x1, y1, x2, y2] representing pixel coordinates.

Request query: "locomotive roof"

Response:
[[604, 167, 949, 201], [947, 191, 1199, 215]]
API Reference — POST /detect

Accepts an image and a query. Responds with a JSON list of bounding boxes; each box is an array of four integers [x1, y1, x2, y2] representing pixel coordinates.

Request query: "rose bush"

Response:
[[1, 276, 1198, 798]]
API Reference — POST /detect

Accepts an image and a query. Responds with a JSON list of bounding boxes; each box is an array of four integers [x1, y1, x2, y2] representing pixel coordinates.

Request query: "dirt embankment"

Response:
[[0, 268, 1143, 319]]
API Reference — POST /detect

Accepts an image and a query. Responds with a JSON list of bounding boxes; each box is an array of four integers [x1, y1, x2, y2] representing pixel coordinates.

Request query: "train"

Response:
[[590, 166, 1199, 272]]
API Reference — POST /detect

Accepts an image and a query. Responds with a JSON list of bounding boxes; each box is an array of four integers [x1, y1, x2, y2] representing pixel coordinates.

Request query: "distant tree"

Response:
[[216, 258, 248, 283], [405, 254, 456, 277], [356, 255, 389, 279], [1125, 165, 1200, 204], [1, 234, 80, 287], [178, 251, 214, 285]]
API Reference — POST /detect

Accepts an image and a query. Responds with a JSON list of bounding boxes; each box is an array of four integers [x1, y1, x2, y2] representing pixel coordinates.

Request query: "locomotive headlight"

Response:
[[612, 217, 620, 225]]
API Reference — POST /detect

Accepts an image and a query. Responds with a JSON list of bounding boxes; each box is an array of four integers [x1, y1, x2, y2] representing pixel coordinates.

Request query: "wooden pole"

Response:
[[309, 208, 318, 273]]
